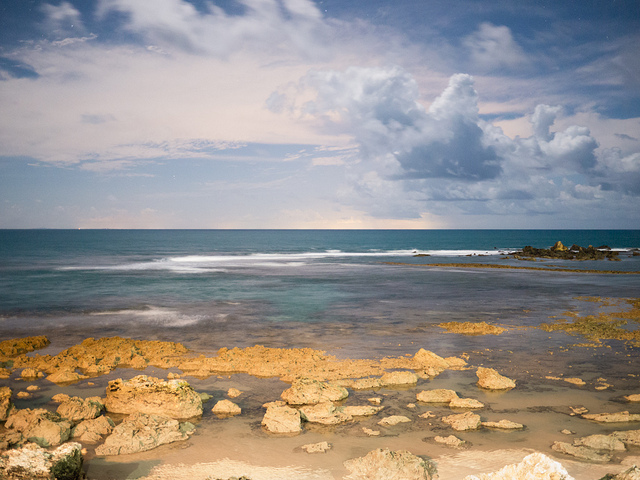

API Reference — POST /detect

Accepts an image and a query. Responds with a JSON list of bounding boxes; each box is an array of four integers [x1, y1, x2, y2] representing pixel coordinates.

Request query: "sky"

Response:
[[0, 0, 639, 229]]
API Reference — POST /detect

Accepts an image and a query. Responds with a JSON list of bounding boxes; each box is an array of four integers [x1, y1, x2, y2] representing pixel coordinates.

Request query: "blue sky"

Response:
[[1, 0, 639, 228]]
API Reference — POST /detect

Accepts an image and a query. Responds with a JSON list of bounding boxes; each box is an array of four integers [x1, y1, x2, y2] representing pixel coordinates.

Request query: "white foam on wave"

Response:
[[90, 306, 206, 327]]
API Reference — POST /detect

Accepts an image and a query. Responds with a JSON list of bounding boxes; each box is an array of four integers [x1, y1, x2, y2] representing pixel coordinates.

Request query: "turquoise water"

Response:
[[1, 229, 639, 360]]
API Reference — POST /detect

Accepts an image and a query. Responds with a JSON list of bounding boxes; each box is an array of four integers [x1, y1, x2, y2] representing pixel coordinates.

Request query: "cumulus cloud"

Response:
[[272, 65, 635, 220]]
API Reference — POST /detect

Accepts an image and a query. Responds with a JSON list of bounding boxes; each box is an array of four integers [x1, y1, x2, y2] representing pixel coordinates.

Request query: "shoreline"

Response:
[[384, 261, 640, 274], [2, 321, 640, 479]]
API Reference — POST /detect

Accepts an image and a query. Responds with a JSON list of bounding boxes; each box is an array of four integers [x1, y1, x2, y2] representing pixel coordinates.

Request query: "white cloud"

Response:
[[463, 23, 527, 71], [41, 1, 86, 37]]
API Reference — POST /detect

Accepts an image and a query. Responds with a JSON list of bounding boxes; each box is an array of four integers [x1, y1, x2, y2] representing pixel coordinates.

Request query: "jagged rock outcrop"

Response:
[[0, 336, 50, 357], [343, 448, 436, 480], [0, 441, 83, 480], [71, 415, 114, 443], [280, 378, 348, 405], [5, 409, 72, 447], [463, 452, 573, 480], [261, 401, 301, 434], [95, 412, 195, 455], [104, 375, 203, 419], [0, 387, 13, 421], [56, 396, 104, 423], [442, 411, 481, 431], [476, 367, 516, 390]]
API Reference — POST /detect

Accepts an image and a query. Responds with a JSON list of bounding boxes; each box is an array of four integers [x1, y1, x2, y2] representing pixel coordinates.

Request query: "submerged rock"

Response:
[[551, 441, 612, 462], [104, 375, 203, 419], [343, 448, 436, 480], [261, 402, 301, 434], [442, 412, 481, 431], [280, 378, 348, 405], [5, 409, 72, 447], [416, 389, 459, 403], [463, 452, 574, 480], [95, 412, 195, 455], [476, 367, 516, 391], [0, 441, 83, 480]]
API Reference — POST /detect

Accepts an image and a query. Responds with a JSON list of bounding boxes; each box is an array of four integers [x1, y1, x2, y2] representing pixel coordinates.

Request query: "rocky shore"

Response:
[[0, 327, 640, 479], [511, 241, 621, 261]]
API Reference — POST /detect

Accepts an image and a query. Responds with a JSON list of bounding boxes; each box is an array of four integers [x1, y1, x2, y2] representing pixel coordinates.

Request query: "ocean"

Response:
[[1, 229, 639, 358]]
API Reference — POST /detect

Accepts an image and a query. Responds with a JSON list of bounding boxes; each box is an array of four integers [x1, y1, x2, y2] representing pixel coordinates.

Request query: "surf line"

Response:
[[383, 262, 640, 274]]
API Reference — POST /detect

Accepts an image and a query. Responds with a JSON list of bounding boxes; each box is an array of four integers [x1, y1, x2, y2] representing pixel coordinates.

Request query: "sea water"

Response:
[[1, 229, 639, 356]]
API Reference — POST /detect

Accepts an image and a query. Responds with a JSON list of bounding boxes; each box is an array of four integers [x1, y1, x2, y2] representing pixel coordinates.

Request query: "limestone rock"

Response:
[[362, 427, 380, 436], [300, 402, 351, 425], [0, 441, 83, 480], [434, 435, 465, 447], [20, 368, 44, 379], [95, 412, 195, 455], [5, 409, 72, 447], [261, 403, 301, 434], [442, 411, 481, 431], [604, 465, 640, 480], [551, 441, 612, 462], [0, 386, 13, 421], [51, 394, 70, 404], [46, 370, 87, 385], [463, 452, 574, 480], [104, 375, 203, 419], [449, 398, 484, 409], [301, 441, 331, 453], [211, 400, 241, 416], [481, 419, 524, 430], [0, 336, 50, 357], [344, 378, 382, 390], [625, 394, 640, 402], [280, 378, 348, 405], [380, 371, 418, 386], [412, 349, 450, 376], [227, 388, 242, 398], [71, 415, 114, 443], [583, 411, 640, 423], [343, 448, 436, 480], [378, 415, 411, 426], [476, 367, 515, 390], [612, 429, 640, 446], [56, 396, 104, 423], [416, 389, 459, 403], [574, 434, 626, 451]]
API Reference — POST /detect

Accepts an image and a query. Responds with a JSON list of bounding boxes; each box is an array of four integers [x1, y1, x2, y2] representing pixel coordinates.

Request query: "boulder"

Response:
[[5, 409, 72, 447], [104, 375, 203, 419], [442, 412, 481, 431], [261, 402, 301, 434], [462, 452, 573, 480], [434, 435, 465, 447], [299, 403, 351, 425], [583, 411, 640, 423], [227, 388, 242, 398], [0, 441, 83, 480], [56, 396, 104, 423], [416, 389, 459, 403], [343, 448, 436, 480], [480, 419, 524, 430], [574, 434, 625, 451], [380, 371, 418, 386], [412, 349, 450, 376], [0, 387, 13, 421], [551, 441, 612, 462], [301, 441, 331, 453], [211, 400, 241, 416], [476, 367, 515, 390], [71, 415, 114, 443], [281, 378, 348, 405], [95, 412, 195, 455], [46, 370, 87, 385]]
